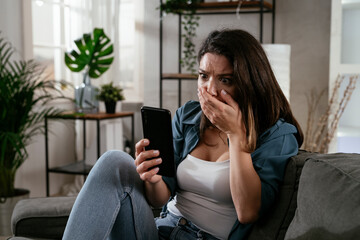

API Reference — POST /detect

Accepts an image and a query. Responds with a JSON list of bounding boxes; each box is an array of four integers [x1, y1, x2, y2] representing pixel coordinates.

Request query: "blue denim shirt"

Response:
[[162, 100, 299, 240]]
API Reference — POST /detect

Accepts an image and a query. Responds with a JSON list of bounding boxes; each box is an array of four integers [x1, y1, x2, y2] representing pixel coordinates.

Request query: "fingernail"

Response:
[[153, 150, 159, 155], [144, 139, 149, 144], [221, 90, 227, 95], [154, 167, 159, 173], [156, 158, 162, 163]]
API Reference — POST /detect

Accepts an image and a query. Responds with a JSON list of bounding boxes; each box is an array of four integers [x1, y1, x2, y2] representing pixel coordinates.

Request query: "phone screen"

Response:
[[141, 106, 175, 177]]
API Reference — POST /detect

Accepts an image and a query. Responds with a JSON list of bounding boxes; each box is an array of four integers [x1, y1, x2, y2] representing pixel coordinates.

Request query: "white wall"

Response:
[[276, 0, 331, 140], [0, 0, 24, 59]]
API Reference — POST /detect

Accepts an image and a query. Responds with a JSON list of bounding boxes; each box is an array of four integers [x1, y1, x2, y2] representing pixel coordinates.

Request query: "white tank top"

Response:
[[167, 154, 237, 240]]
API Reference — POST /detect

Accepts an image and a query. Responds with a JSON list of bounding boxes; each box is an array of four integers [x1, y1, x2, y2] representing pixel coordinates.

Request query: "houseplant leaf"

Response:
[[0, 32, 68, 197], [64, 28, 114, 78]]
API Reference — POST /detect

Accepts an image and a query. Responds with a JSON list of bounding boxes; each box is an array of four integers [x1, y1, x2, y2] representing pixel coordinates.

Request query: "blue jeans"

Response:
[[63, 150, 219, 240], [63, 151, 158, 240], [156, 211, 220, 240]]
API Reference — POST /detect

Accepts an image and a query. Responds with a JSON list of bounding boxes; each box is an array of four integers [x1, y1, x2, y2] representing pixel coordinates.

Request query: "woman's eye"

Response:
[[220, 77, 232, 84], [199, 73, 207, 80]]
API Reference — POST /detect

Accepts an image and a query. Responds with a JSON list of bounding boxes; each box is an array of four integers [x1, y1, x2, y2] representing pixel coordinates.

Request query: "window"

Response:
[[118, 0, 135, 89], [31, 0, 136, 93]]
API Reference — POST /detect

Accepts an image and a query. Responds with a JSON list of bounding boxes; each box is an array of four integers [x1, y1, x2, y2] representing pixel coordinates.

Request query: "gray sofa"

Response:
[[9, 150, 360, 240]]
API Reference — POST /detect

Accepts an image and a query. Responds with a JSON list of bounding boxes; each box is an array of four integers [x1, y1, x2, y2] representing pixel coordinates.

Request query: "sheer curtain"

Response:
[[61, 0, 126, 196]]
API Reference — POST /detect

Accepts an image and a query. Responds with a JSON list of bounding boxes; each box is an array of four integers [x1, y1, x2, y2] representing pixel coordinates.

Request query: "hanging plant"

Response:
[[181, 13, 200, 73], [159, 0, 201, 74]]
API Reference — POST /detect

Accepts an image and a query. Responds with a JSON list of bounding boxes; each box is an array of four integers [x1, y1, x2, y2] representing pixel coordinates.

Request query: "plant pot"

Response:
[[105, 101, 117, 114], [0, 188, 30, 236]]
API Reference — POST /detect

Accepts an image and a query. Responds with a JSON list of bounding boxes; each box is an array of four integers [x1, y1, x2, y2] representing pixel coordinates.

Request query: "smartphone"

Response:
[[141, 106, 176, 177]]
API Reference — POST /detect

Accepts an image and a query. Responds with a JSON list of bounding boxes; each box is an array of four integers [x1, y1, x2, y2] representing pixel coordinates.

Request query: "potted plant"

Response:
[[65, 28, 114, 113], [97, 82, 125, 114], [0, 33, 67, 235], [159, 0, 202, 73]]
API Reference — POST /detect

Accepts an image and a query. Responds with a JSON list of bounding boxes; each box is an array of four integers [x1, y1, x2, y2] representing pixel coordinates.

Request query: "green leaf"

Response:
[[64, 28, 114, 79], [95, 57, 114, 65], [0, 32, 70, 197]]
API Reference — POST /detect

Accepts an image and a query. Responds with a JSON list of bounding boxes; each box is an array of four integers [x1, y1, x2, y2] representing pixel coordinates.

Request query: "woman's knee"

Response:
[[91, 150, 136, 177], [99, 150, 134, 167]]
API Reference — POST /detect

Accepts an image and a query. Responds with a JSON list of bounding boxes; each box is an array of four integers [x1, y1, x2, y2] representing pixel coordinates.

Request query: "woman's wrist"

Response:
[[145, 179, 170, 208], [227, 131, 247, 150]]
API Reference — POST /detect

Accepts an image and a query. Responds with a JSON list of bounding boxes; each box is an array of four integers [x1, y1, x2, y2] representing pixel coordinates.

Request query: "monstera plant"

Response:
[[65, 28, 114, 113]]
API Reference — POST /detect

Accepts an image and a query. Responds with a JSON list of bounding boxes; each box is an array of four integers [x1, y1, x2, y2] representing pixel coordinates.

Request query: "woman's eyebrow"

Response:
[[198, 68, 233, 76], [218, 73, 234, 77]]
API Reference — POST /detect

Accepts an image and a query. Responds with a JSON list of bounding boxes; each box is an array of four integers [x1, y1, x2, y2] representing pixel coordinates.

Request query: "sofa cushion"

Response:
[[246, 150, 311, 240], [11, 196, 76, 239], [285, 153, 360, 240]]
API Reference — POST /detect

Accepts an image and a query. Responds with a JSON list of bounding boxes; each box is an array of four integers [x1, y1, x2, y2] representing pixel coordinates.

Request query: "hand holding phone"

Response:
[[141, 106, 176, 177]]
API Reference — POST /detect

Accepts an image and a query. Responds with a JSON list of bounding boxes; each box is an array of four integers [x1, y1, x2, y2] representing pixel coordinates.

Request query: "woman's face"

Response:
[[198, 53, 236, 103]]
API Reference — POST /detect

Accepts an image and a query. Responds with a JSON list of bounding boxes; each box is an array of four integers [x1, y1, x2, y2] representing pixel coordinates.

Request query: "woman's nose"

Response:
[[207, 79, 218, 96]]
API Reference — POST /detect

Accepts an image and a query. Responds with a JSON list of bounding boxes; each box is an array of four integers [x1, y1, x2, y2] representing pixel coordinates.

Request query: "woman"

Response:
[[63, 29, 303, 240]]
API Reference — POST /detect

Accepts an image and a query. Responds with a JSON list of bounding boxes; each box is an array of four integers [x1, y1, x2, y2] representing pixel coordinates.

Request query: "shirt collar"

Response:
[[182, 110, 202, 125]]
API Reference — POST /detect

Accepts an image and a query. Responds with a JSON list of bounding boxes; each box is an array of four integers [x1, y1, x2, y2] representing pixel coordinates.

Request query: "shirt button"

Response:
[[179, 217, 187, 225]]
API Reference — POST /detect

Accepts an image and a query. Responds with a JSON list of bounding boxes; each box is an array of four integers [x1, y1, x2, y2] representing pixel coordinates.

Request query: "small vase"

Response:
[[105, 101, 117, 114], [75, 73, 99, 113]]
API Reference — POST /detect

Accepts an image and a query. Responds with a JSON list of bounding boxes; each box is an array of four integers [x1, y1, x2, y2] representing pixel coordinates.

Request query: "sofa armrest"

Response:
[[11, 196, 76, 240]]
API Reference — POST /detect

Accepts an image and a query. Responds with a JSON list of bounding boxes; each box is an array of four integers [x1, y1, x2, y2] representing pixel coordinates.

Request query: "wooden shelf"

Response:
[[162, 73, 198, 80], [196, 1, 273, 12], [47, 111, 134, 120], [48, 161, 93, 175], [165, 1, 273, 14]]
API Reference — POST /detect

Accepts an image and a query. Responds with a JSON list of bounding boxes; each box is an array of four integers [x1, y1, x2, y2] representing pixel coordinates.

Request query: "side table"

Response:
[[45, 111, 134, 196]]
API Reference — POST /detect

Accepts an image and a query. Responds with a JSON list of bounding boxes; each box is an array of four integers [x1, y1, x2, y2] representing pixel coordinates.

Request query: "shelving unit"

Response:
[[44, 111, 134, 196], [159, 0, 276, 108]]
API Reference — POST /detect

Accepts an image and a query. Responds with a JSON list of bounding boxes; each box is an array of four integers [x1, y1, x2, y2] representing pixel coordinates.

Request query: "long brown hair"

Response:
[[198, 29, 303, 152]]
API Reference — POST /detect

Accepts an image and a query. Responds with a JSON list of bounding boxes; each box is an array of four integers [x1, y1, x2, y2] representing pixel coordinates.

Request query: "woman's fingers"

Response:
[[198, 88, 226, 122], [136, 157, 162, 174], [198, 87, 218, 111], [221, 89, 237, 109], [137, 158, 163, 183], [135, 139, 149, 158], [139, 166, 161, 182], [198, 87, 243, 134], [134, 139, 164, 183], [134, 141, 163, 182]]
